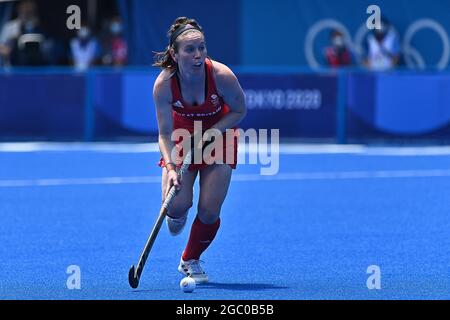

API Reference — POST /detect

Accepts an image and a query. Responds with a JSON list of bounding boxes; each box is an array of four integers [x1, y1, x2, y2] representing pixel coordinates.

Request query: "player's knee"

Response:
[[170, 201, 193, 218], [197, 207, 220, 224]]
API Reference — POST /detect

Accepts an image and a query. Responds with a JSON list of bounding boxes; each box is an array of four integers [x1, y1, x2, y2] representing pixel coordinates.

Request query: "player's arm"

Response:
[[153, 72, 180, 190], [211, 61, 247, 133]]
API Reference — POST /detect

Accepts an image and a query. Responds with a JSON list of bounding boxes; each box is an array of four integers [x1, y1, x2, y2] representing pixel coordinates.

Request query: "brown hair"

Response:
[[153, 17, 204, 70]]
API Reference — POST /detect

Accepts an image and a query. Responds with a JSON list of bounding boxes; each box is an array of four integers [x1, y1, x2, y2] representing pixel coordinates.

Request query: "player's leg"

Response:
[[179, 164, 233, 282], [161, 168, 198, 236]]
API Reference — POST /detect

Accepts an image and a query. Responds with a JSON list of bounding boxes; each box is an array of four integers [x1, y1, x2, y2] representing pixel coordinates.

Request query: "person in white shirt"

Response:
[[363, 19, 400, 71], [70, 25, 99, 71], [0, 0, 42, 66]]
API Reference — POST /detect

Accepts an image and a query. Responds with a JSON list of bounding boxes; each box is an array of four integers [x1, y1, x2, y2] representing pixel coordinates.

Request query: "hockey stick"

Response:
[[128, 149, 193, 289]]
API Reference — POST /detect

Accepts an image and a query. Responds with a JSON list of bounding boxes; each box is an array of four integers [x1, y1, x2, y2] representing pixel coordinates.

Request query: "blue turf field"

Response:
[[1, 143, 449, 300]]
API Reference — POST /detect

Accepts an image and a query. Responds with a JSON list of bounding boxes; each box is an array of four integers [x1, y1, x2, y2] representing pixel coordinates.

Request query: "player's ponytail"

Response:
[[153, 17, 203, 70]]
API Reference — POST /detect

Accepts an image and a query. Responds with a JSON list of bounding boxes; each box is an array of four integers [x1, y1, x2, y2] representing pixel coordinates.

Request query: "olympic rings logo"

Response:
[[305, 18, 450, 70]]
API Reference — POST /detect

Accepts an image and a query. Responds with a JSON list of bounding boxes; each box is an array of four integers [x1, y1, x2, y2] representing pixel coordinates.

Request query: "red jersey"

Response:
[[325, 47, 351, 67], [111, 37, 128, 65], [158, 58, 238, 171]]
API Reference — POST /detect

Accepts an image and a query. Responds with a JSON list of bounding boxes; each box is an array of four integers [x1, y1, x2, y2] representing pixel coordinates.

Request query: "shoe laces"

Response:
[[186, 259, 205, 274]]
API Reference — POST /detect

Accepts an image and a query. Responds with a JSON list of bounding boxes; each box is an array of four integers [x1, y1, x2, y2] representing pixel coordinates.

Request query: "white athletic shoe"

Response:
[[178, 258, 209, 284], [166, 214, 187, 236]]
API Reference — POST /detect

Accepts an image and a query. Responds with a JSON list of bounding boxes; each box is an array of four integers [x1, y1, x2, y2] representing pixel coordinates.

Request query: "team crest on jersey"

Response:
[[173, 100, 184, 108], [210, 94, 220, 107]]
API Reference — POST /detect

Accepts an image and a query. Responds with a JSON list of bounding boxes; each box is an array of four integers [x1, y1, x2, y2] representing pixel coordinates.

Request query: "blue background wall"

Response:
[[2, 0, 450, 141], [3, 69, 450, 140], [117, 0, 241, 66], [242, 0, 450, 67], [117, 0, 450, 68]]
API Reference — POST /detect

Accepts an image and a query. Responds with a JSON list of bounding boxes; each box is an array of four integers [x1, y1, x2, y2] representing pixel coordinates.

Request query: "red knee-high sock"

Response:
[[182, 216, 221, 261]]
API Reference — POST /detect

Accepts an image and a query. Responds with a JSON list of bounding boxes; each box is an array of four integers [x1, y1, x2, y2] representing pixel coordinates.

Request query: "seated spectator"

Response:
[[363, 18, 400, 71], [0, 0, 48, 66], [70, 24, 100, 71], [324, 30, 352, 67], [100, 16, 128, 66]]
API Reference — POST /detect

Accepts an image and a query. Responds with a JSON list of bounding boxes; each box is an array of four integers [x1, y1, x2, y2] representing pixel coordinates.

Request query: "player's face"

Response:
[[174, 32, 207, 74]]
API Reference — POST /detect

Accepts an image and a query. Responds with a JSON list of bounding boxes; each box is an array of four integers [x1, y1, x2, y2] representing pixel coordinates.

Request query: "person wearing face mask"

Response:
[[101, 17, 128, 66], [70, 24, 100, 71], [324, 30, 352, 68], [0, 0, 46, 66], [363, 18, 400, 71]]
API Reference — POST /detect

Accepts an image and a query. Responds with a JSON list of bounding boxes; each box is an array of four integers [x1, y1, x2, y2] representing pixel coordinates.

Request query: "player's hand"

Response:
[[166, 166, 181, 196]]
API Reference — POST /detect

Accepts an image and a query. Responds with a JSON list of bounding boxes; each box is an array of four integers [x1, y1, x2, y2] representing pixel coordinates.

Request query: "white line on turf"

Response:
[[1, 169, 450, 188], [1, 142, 450, 156]]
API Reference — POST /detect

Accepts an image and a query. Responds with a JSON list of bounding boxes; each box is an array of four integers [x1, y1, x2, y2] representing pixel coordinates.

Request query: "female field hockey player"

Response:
[[153, 17, 246, 283]]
